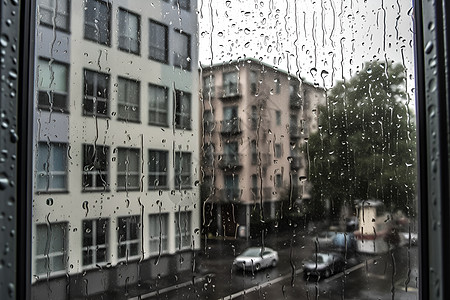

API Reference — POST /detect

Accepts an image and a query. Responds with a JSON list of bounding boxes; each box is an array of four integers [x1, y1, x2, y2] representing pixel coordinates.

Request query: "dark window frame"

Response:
[[37, 0, 71, 32], [84, 0, 111, 46], [149, 19, 169, 63], [82, 68, 110, 118], [117, 7, 141, 55]]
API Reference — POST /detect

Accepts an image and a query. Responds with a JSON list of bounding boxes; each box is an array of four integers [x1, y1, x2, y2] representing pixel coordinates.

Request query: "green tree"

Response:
[[308, 61, 416, 220]]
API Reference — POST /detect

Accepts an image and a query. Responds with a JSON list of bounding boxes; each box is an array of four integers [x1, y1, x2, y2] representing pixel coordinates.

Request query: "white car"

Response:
[[233, 247, 279, 271]]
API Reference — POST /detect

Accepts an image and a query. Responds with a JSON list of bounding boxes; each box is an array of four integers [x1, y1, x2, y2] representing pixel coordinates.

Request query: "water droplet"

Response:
[[244, 42, 250, 48], [46, 198, 54, 206], [425, 41, 433, 54], [0, 35, 9, 47], [0, 174, 9, 190]]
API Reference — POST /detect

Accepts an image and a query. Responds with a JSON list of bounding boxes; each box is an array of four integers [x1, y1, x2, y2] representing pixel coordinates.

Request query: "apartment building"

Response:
[[32, 0, 199, 298], [200, 59, 325, 238]]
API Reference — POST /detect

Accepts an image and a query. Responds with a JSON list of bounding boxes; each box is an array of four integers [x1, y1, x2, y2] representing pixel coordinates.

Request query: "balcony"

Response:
[[218, 83, 242, 100], [218, 153, 243, 170], [220, 119, 242, 136]]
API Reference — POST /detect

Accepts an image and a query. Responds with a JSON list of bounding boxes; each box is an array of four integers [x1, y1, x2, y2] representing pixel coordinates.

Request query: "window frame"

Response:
[[35, 222, 68, 276], [36, 57, 70, 113], [173, 29, 191, 70], [149, 19, 169, 64], [148, 213, 169, 255], [35, 142, 68, 193], [174, 151, 192, 190], [117, 7, 140, 55], [175, 90, 192, 130], [148, 83, 169, 127], [37, 0, 70, 32], [83, 0, 111, 46], [148, 149, 169, 190], [82, 144, 109, 192], [175, 211, 192, 250], [117, 215, 140, 260], [116, 147, 141, 192], [117, 76, 141, 123], [83, 69, 110, 118], [82, 218, 109, 268]]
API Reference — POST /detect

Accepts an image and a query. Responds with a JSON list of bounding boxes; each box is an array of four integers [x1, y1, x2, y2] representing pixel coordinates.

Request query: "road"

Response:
[[134, 230, 419, 299]]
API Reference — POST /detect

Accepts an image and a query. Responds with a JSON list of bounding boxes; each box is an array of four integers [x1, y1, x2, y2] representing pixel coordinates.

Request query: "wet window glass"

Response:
[[29, 0, 418, 299]]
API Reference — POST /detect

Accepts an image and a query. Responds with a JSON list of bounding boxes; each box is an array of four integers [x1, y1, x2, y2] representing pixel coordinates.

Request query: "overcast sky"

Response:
[[197, 0, 415, 94]]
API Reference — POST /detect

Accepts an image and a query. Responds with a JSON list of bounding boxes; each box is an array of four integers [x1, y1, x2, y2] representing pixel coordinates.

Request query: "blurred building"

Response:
[[32, 0, 199, 298], [200, 59, 326, 238]]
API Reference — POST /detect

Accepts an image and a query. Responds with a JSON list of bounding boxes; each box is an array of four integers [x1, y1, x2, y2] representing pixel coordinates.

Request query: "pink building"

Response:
[[200, 59, 325, 238]]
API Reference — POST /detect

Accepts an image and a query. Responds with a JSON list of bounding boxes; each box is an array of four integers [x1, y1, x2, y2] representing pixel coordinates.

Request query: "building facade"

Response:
[[32, 0, 199, 298], [200, 59, 325, 238]]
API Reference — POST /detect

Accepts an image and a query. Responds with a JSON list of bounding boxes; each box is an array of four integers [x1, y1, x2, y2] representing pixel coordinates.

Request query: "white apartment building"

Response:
[[32, 0, 199, 299], [200, 59, 325, 238]]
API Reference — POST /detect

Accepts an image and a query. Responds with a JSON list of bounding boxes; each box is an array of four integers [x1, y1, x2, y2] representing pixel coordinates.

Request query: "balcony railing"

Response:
[[220, 118, 242, 136], [218, 83, 242, 100], [218, 153, 243, 169]]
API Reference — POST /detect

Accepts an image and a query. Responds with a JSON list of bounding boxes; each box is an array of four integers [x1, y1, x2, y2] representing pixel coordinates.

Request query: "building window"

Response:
[[202, 143, 214, 166], [203, 109, 214, 133], [117, 148, 140, 191], [117, 77, 140, 122], [82, 219, 108, 266], [251, 105, 258, 130], [35, 223, 67, 275], [177, 0, 190, 11], [148, 84, 168, 126], [149, 20, 168, 63], [36, 142, 68, 192], [175, 90, 191, 130], [84, 0, 111, 46], [173, 30, 191, 70], [274, 143, 282, 158], [149, 214, 169, 254], [250, 70, 257, 94], [37, 58, 69, 112], [83, 69, 110, 117], [148, 150, 168, 189], [222, 72, 239, 96], [175, 211, 191, 250], [117, 216, 140, 259], [276, 110, 281, 125], [224, 174, 240, 201], [175, 152, 191, 189], [82, 144, 109, 191], [38, 0, 70, 31], [202, 75, 215, 99], [118, 8, 140, 54], [275, 78, 281, 94], [251, 140, 257, 165], [275, 174, 282, 188], [251, 174, 258, 198]]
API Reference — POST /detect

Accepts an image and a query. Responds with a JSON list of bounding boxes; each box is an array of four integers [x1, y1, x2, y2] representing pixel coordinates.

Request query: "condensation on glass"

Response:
[[31, 0, 418, 299]]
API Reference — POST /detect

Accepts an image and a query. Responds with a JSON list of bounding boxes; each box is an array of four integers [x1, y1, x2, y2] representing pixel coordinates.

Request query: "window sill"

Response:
[[175, 127, 192, 131], [148, 57, 169, 65], [37, 107, 70, 114], [82, 188, 110, 193], [116, 188, 140, 192], [149, 122, 170, 128], [83, 36, 111, 48], [38, 22, 71, 34], [82, 113, 110, 119], [148, 187, 170, 191], [33, 270, 67, 282], [173, 64, 191, 72]]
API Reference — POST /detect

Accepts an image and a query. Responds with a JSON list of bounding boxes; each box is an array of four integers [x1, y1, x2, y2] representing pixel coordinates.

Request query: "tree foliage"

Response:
[[308, 61, 416, 219]]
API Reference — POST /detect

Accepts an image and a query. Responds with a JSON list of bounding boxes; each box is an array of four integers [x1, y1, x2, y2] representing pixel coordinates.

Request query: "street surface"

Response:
[[134, 230, 418, 299]]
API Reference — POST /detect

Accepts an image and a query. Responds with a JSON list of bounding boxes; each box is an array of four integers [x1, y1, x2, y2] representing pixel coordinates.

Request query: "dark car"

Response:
[[303, 253, 345, 279]]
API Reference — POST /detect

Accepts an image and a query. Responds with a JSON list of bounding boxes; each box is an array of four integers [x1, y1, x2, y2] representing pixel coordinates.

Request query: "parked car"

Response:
[[333, 232, 357, 254], [233, 247, 279, 272], [303, 252, 345, 279], [312, 231, 337, 249]]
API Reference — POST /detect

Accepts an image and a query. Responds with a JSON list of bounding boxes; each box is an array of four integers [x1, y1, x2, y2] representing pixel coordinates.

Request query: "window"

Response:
[[38, 0, 70, 31], [251, 174, 258, 197], [202, 143, 215, 166], [203, 75, 215, 98], [118, 8, 140, 54], [251, 140, 257, 165], [274, 143, 282, 158], [148, 150, 168, 189], [223, 72, 238, 96], [203, 109, 214, 133], [36, 142, 68, 192], [251, 105, 258, 130], [175, 211, 191, 250], [173, 30, 191, 70], [148, 214, 169, 254], [82, 144, 109, 191], [175, 152, 191, 189], [224, 174, 239, 201], [275, 78, 281, 94], [37, 58, 69, 112], [250, 70, 257, 94], [148, 84, 168, 126], [175, 90, 191, 130], [82, 219, 108, 266], [275, 174, 282, 188], [84, 0, 111, 46], [177, 0, 190, 11], [117, 77, 140, 122], [35, 223, 67, 275], [117, 216, 140, 259], [149, 20, 168, 63], [222, 106, 239, 134], [117, 148, 140, 191], [83, 69, 110, 117], [276, 110, 281, 126]]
